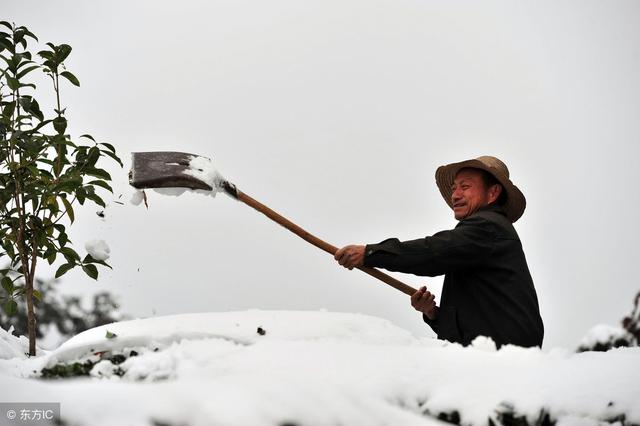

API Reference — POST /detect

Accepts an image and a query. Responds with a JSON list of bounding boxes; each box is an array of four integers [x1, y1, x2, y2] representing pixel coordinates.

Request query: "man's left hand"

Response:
[[334, 245, 365, 270]]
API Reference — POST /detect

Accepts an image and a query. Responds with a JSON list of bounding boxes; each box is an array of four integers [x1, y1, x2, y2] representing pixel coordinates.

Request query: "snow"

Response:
[[128, 155, 230, 203], [469, 335, 497, 352], [139, 156, 228, 201], [1, 310, 639, 426], [37, 323, 67, 351], [152, 187, 188, 197], [130, 190, 145, 205], [580, 324, 630, 348], [84, 239, 110, 261], [183, 155, 226, 192], [0, 326, 35, 360]]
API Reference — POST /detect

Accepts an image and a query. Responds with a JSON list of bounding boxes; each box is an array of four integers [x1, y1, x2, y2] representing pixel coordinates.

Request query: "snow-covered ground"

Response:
[[1, 310, 639, 426]]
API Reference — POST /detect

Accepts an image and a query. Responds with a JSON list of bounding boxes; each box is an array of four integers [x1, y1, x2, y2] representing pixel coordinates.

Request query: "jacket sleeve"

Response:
[[422, 307, 463, 342], [362, 215, 496, 277]]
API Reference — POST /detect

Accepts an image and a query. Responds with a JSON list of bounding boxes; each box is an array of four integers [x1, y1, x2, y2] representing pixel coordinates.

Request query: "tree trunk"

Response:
[[26, 274, 36, 356]]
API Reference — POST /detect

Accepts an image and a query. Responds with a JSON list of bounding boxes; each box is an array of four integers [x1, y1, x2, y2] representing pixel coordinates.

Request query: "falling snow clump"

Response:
[[130, 190, 145, 206]]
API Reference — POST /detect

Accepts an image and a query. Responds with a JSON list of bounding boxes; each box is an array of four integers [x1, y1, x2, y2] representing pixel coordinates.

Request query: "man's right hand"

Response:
[[411, 286, 438, 320]]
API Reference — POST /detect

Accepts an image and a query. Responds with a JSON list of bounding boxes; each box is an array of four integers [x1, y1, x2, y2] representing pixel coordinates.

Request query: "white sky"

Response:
[[5, 0, 640, 349]]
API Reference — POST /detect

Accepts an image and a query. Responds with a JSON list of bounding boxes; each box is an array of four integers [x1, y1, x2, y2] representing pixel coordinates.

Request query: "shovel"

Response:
[[129, 151, 417, 296]]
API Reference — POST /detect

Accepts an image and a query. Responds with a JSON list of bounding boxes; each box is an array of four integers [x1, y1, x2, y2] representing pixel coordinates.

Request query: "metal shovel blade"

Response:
[[129, 151, 213, 191]]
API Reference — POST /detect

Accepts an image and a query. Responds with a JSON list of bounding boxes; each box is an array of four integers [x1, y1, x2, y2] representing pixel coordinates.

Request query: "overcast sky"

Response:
[[5, 0, 640, 349]]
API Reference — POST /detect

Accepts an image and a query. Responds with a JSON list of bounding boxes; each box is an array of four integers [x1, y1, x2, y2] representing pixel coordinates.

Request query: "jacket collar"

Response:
[[467, 203, 507, 220]]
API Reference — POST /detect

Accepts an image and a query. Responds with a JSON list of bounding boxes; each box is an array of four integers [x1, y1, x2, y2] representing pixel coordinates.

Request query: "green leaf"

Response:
[[88, 180, 113, 193], [26, 97, 43, 121], [19, 27, 38, 42], [60, 70, 80, 87], [53, 176, 83, 194], [86, 193, 105, 208], [60, 196, 75, 223], [6, 75, 19, 91], [79, 134, 96, 142], [83, 255, 112, 269], [0, 38, 11, 53], [0, 21, 12, 31], [56, 44, 72, 63], [82, 264, 98, 280], [55, 262, 75, 278], [3, 300, 18, 316], [105, 330, 117, 339], [76, 187, 86, 205], [1, 276, 13, 294], [2, 101, 15, 118], [32, 289, 42, 301], [17, 64, 39, 79], [101, 149, 124, 167], [99, 142, 116, 153], [85, 168, 111, 180], [60, 247, 80, 261]]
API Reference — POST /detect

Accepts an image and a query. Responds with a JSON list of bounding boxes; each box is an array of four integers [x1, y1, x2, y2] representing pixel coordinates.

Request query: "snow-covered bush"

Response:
[[578, 291, 640, 352], [0, 324, 42, 359]]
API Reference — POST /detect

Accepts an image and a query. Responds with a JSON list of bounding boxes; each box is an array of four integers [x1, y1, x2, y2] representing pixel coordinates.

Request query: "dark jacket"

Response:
[[363, 204, 544, 348]]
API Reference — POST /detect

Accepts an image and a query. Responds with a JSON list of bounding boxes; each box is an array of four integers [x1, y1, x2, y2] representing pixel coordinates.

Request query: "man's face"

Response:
[[451, 168, 493, 220]]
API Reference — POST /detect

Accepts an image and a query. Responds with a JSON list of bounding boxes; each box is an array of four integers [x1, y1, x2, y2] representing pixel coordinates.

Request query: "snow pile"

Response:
[[84, 239, 110, 261], [0, 326, 50, 379], [0, 326, 32, 360], [44, 310, 417, 364], [581, 324, 629, 346], [1, 310, 639, 426], [577, 293, 640, 352]]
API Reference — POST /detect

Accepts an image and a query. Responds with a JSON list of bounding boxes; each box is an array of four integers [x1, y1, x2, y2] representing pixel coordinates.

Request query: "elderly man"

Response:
[[335, 156, 544, 348]]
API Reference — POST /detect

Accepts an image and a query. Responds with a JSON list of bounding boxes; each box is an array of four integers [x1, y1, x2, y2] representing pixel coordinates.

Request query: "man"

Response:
[[334, 156, 544, 348]]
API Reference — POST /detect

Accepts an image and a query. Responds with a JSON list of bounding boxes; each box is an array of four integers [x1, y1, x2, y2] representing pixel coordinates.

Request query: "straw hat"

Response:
[[435, 156, 526, 223]]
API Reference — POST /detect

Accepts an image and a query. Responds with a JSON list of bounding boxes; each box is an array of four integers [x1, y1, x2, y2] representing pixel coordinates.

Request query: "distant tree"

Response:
[[0, 273, 129, 344], [0, 22, 122, 355]]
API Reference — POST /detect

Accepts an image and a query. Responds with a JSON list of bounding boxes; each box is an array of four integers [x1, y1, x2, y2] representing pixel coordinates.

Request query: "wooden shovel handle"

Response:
[[235, 189, 417, 296]]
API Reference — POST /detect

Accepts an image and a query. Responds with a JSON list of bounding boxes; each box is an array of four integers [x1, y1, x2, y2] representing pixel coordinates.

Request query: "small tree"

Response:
[[0, 21, 122, 356]]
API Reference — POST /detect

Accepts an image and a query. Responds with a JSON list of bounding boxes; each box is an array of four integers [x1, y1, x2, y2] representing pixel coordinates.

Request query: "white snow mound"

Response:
[[46, 310, 417, 365], [0, 326, 32, 360], [0, 310, 638, 426]]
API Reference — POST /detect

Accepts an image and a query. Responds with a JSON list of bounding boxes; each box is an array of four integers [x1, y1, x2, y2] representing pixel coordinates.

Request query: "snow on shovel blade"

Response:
[[129, 151, 214, 191]]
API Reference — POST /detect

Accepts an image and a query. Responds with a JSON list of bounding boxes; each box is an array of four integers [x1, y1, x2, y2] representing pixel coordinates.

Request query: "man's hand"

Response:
[[411, 286, 438, 320], [334, 245, 365, 270]]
